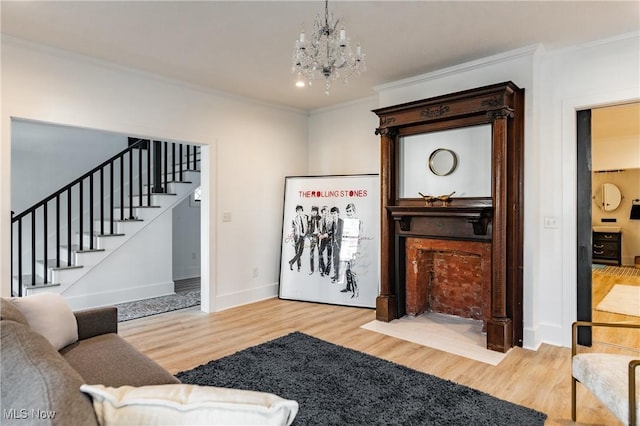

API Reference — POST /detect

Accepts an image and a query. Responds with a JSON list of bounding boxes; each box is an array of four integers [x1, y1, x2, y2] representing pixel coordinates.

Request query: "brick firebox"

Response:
[[405, 238, 492, 325]]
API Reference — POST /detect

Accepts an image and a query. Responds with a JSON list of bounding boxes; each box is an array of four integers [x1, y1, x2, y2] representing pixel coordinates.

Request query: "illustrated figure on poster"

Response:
[[318, 206, 333, 277], [307, 206, 322, 275], [329, 206, 343, 283], [288, 205, 308, 272], [338, 203, 361, 298]]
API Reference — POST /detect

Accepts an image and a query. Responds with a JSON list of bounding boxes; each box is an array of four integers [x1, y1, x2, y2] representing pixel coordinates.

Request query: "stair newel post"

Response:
[[31, 211, 36, 286], [43, 202, 48, 283], [179, 144, 183, 181], [56, 194, 61, 267], [66, 188, 72, 268], [10, 211, 14, 295], [17, 216, 23, 296], [99, 168, 105, 236], [119, 157, 124, 221], [79, 180, 84, 251], [109, 160, 114, 234], [89, 174, 94, 250], [152, 140, 162, 195]]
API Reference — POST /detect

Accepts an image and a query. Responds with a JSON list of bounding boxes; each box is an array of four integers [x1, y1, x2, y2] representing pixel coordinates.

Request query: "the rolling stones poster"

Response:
[[279, 174, 379, 308]]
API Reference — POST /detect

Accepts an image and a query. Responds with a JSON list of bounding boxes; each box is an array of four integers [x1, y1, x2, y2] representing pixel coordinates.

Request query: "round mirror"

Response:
[[597, 182, 622, 212], [428, 148, 458, 176]]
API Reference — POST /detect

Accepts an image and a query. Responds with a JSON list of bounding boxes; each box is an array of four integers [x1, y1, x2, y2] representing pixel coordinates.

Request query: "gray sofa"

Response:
[[1, 297, 179, 425]]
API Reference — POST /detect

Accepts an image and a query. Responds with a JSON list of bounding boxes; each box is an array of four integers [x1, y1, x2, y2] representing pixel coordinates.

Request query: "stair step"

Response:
[[26, 282, 61, 290], [62, 244, 106, 254], [94, 218, 144, 223], [75, 248, 106, 254], [142, 178, 199, 188], [13, 275, 61, 289], [129, 193, 177, 200], [36, 258, 83, 271]]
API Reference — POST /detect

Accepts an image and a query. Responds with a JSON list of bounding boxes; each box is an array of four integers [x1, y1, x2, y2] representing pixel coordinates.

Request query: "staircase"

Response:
[[11, 139, 201, 307]]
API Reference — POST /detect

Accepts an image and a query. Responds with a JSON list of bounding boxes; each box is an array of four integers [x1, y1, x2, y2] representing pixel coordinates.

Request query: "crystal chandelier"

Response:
[[292, 0, 366, 95]]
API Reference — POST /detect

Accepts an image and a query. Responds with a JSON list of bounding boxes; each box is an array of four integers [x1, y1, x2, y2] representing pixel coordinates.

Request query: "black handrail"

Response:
[[11, 139, 200, 296], [13, 139, 146, 221]]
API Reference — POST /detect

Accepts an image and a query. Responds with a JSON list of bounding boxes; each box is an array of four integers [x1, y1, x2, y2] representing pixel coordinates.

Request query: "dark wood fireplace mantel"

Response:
[[388, 205, 493, 237], [373, 82, 524, 353]]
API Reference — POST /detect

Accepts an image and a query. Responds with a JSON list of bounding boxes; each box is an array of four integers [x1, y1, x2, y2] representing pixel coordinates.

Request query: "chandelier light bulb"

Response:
[[291, 0, 365, 95]]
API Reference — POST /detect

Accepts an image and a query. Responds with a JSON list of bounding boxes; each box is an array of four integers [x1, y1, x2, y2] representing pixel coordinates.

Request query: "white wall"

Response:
[[173, 195, 201, 281], [539, 33, 640, 347], [308, 97, 380, 176], [11, 119, 128, 212], [308, 33, 640, 349], [1, 37, 309, 312], [62, 211, 174, 310]]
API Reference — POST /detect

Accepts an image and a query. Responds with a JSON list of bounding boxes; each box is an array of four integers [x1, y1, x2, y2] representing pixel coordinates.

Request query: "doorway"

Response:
[[576, 102, 640, 345], [10, 119, 204, 305]]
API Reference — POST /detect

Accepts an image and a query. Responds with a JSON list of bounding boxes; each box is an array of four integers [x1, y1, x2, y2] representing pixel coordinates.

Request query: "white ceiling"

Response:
[[2, 1, 639, 111]]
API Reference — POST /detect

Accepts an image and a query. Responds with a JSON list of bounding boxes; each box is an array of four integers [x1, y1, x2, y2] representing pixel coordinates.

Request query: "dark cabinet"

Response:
[[592, 232, 621, 266]]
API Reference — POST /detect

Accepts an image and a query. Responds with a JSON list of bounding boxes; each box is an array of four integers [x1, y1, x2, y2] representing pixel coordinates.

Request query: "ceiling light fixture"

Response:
[[292, 0, 365, 95]]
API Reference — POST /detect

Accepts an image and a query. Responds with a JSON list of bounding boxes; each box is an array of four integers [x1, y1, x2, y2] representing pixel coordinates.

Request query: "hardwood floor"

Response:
[[119, 270, 640, 426]]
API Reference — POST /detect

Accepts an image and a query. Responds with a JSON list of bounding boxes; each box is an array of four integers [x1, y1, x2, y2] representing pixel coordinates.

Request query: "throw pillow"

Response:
[[12, 293, 78, 350], [81, 383, 299, 426], [0, 297, 29, 325]]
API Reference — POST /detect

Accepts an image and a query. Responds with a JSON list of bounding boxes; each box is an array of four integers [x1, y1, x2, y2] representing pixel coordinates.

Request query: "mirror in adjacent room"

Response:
[[594, 182, 622, 212]]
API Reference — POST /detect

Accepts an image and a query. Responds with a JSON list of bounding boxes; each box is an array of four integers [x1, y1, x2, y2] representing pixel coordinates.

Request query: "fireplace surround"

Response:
[[373, 82, 524, 352]]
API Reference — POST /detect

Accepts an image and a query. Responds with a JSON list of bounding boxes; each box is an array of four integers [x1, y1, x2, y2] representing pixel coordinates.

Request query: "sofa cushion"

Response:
[[0, 297, 29, 325], [12, 293, 78, 350], [60, 333, 180, 387], [0, 320, 97, 426], [81, 383, 299, 426]]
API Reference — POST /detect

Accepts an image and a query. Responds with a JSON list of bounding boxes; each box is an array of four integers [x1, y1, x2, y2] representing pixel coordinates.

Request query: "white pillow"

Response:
[[80, 384, 299, 426], [12, 293, 78, 350]]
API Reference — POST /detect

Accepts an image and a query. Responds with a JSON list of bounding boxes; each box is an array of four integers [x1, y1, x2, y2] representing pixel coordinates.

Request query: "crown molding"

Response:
[[1, 35, 308, 116], [374, 45, 541, 94]]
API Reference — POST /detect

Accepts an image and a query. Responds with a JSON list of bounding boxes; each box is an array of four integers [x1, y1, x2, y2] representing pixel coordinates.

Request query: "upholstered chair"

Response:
[[571, 321, 640, 425]]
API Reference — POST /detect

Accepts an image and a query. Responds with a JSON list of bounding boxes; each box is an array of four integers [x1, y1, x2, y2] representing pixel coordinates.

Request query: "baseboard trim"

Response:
[[213, 283, 279, 312], [63, 281, 175, 311]]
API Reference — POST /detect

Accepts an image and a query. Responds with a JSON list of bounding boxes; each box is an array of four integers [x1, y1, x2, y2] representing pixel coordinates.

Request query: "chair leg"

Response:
[[571, 377, 577, 421], [630, 360, 638, 426]]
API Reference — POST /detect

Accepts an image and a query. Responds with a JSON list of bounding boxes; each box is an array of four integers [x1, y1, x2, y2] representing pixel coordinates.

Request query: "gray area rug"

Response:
[[176, 332, 547, 425], [116, 290, 200, 322]]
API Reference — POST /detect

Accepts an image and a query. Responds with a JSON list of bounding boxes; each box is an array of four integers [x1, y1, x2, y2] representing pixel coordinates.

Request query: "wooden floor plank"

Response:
[[119, 272, 640, 425]]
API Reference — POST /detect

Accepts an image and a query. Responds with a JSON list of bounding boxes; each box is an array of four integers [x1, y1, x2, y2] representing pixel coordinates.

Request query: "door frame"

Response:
[[560, 89, 638, 347], [576, 109, 592, 346]]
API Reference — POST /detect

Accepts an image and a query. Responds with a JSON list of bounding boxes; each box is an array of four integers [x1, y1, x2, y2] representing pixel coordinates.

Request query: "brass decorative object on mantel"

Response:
[[419, 191, 455, 206], [437, 191, 455, 205], [418, 192, 436, 205]]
